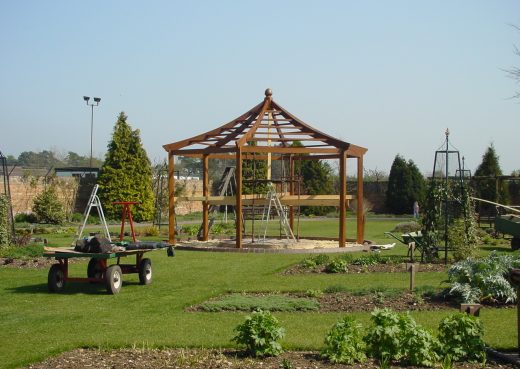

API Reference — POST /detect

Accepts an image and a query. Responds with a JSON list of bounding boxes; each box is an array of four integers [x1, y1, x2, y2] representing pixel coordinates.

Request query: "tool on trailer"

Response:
[[74, 184, 111, 242]]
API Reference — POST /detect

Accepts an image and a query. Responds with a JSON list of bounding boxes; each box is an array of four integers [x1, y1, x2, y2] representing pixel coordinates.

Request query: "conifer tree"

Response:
[[386, 155, 426, 214], [97, 112, 154, 221], [473, 144, 509, 205]]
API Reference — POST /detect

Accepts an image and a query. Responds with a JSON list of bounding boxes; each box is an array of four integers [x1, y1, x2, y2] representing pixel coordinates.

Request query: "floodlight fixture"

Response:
[[93, 97, 101, 103], [83, 95, 102, 175], [83, 96, 90, 103]]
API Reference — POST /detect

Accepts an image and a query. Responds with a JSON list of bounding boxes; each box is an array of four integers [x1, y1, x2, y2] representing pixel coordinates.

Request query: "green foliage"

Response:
[[299, 159, 335, 216], [437, 313, 486, 362], [181, 224, 199, 236], [32, 186, 65, 224], [450, 186, 480, 261], [140, 225, 160, 237], [242, 141, 268, 195], [364, 308, 439, 367], [299, 254, 329, 268], [352, 253, 382, 266], [364, 308, 402, 361], [324, 258, 348, 273], [447, 251, 518, 303], [321, 316, 366, 364], [0, 194, 10, 246], [397, 313, 439, 367], [473, 144, 509, 206], [97, 112, 155, 222], [386, 155, 426, 215], [14, 213, 37, 223], [392, 221, 422, 233], [233, 309, 285, 357], [0, 244, 44, 259], [305, 289, 323, 298], [199, 294, 319, 312]]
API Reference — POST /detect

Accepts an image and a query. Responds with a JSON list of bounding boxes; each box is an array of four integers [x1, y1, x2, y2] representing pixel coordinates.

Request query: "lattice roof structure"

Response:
[[163, 88, 366, 159], [163, 89, 368, 248]]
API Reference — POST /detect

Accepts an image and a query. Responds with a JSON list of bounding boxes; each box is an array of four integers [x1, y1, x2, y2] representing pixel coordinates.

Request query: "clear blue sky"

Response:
[[1, 0, 518, 175]]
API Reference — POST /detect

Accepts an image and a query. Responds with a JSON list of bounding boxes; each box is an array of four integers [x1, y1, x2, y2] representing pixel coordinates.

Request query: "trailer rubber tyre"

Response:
[[105, 265, 123, 294], [87, 258, 103, 281], [512, 237, 520, 251], [48, 264, 65, 292], [138, 258, 152, 285]]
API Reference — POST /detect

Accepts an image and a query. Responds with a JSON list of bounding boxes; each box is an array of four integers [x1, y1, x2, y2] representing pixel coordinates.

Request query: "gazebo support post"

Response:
[[201, 154, 209, 241], [235, 148, 243, 248], [356, 155, 364, 244], [289, 155, 295, 231], [339, 150, 347, 247], [168, 152, 176, 245]]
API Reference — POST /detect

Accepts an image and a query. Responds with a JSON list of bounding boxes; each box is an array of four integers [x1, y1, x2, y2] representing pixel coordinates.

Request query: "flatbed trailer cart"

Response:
[[43, 243, 173, 294]]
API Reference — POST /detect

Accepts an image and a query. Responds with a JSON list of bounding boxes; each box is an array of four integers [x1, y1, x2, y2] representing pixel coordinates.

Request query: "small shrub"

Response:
[[321, 316, 366, 364], [325, 259, 347, 273], [70, 212, 83, 222], [364, 308, 438, 367], [14, 212, 37, 224], [437, 313, 486, 362], [305, 289, 323, 298], [181, 224, 199, 237], [364, 308, 401, 361], [392, 221, 422, 234], [32, 186, 65, 224], [141, 225, 160, 237], [233, 309, 285, 357]]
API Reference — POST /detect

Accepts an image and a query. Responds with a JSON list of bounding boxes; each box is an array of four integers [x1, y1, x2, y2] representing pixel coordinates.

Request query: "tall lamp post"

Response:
[[83, 96, 101, 176]]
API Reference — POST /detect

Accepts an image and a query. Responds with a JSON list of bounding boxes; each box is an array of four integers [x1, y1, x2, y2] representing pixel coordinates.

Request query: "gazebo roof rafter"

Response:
[[163, 89, 367, 159]]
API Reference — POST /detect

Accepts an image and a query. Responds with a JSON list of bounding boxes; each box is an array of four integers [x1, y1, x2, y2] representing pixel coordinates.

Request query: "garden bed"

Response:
[[186, 290, 466, 313], [0, 256, 62, 269], [23, 348, 517, 369], [283, 261, 448, 274]]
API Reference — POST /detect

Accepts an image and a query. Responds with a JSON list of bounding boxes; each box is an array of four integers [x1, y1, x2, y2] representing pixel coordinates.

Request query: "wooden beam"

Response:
[[168, 152, 176, 244], [177, 194, 352, 207], [357, 155, 365, 243], [339, 150, 346, 247], [201, 154, 209, 241], [289, 156, 294, 231], [235, 148, 243, 248], [236, 97, 271, 147], [242, 146, 339, 154]]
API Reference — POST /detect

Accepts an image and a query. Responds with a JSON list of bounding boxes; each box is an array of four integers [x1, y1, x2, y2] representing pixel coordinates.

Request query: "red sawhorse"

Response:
[[113, 201, 140, 242]]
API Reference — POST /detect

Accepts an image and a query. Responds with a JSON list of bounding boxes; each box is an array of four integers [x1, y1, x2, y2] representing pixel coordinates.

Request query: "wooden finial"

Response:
[[265, 88, 272, 97]]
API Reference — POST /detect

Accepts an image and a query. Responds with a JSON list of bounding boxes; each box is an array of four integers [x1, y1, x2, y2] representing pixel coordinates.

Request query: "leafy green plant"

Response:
[[14, 212, 37, 224], [280, 358, 293, 369], [181, 224, 199, 237], [437, 313, 486, 362], [32, 186, 65, 224], [300, 254, 330, 269], [233, 309, 285, 357], [321, 316, 366, 364], [141, 225, 160, 237], [364, 308, 438, 367], [364, 308, 402, 361], [305, 289, 323, 298], [325, 259, 347, 273], [397, 313, 439, 367], [352, 253, 382, 266], [447, 251, 518, 303]]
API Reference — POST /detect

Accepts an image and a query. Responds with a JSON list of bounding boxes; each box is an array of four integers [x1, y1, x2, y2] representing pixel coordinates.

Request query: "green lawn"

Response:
[[0, 218, 516, 369]]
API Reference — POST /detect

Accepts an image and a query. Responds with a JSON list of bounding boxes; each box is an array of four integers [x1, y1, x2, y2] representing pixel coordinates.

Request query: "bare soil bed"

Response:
[[283, 262, 448, 275], [23, 348, 516, 369]]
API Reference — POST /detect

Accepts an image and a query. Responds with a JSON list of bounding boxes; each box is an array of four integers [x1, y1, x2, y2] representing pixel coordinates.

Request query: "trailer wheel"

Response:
[[87, 258, 103, 281], [105, 265, 123, 294], [512, 237, 520, 251], [48, 264, 65, 292], [138, 258, 152, 285]]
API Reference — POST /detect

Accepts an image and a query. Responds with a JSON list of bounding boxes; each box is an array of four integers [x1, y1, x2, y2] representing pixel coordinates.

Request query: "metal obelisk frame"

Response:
[[432, 129, 464, 264]]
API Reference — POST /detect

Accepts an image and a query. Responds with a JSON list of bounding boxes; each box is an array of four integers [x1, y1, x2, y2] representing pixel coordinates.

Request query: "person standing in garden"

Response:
[[413, 201, 420, 218]]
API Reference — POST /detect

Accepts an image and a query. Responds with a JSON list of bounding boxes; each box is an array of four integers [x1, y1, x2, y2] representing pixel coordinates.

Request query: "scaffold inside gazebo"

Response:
[[163, 89, 368, 248]]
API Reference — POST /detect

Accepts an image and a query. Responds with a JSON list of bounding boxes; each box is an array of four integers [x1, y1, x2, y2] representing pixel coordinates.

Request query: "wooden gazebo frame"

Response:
[[163, 89, 367, 248]]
